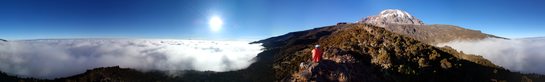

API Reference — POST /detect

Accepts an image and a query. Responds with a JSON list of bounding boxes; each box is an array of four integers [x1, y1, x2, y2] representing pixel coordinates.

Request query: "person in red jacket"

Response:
[[312, 45, 322, 63]]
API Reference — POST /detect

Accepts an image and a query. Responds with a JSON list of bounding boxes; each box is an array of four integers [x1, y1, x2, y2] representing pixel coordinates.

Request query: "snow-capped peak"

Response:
[[358, 9, 424, 27], [379, 9, 414, 18]]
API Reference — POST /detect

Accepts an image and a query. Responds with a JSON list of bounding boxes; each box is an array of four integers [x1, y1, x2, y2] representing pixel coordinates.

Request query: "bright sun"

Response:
[[208, 16, 223, 32]]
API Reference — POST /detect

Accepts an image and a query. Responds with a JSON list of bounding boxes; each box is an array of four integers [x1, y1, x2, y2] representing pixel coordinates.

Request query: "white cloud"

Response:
[[0, 39, 263, 79], [437, 37, 545, 74]]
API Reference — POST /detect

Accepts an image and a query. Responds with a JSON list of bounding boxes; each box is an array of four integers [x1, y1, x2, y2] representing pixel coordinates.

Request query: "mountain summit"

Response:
[[359, 9, 424, 27], [359, 9, 502, 44]]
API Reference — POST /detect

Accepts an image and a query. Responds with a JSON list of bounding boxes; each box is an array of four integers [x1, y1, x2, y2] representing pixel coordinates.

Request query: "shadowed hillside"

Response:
[[0, 66, 272, 82]]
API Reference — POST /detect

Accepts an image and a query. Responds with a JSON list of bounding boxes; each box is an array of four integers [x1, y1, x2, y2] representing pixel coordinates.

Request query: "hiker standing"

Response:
[[312, 45, 322, 63]]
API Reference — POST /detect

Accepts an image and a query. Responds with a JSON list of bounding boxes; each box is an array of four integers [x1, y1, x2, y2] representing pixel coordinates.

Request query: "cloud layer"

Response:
[[0, 39, 263, 79], [437, 37, 545, 74]]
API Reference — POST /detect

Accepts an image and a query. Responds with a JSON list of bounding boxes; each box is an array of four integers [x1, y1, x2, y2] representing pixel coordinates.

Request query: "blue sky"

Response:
[[0, 0, 544, 40]]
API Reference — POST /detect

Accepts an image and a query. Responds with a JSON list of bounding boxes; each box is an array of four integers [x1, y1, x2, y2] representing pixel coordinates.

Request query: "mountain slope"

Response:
[[359, 9, 503, 44], [254, 23, 544, 82], [380, 24, 503, 44]]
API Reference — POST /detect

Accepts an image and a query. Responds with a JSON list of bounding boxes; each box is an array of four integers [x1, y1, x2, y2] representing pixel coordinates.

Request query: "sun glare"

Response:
[[209, 16, 223, 32]]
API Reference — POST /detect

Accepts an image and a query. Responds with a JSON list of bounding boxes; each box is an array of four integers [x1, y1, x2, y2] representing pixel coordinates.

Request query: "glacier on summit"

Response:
[[359, 9, 424, 27]]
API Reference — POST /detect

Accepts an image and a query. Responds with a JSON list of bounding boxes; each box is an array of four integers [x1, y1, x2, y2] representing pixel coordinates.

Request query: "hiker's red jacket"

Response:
[[312, 48, 322, 63]]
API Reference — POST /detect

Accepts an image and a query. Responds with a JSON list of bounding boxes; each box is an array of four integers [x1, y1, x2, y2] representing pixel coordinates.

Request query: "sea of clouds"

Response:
[[0, 39, 263, 79], [437, 37, 545, 74]]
